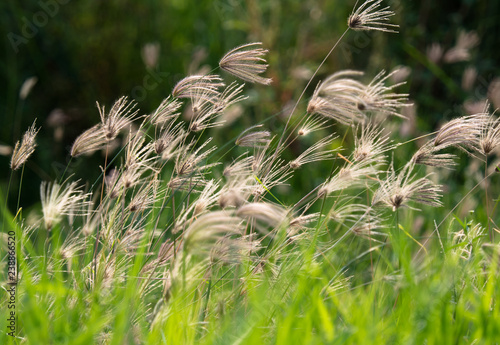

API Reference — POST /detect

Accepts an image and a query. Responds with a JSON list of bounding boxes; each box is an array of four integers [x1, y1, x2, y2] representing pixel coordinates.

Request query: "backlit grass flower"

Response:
[[149, 96, 182, 126], [290, 134, 338, 169], [71, 124, 107, 157], [372, 163, 442, 211], [172, 75, 224, 102], [357, 70, 411, 119], [236, 125, 272, 148], [11, 120, 40, 170], [40, 181, 91, 230], [477, 108, 500, 156], [99, 96, 138, 141], [348, 0, 399, 33], [353, 123, 393, 164], [219, 42, 272, 85]]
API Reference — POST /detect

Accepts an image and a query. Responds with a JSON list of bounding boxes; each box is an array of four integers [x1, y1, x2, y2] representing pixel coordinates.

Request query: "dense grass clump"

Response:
[[1, 1, 500, 344]]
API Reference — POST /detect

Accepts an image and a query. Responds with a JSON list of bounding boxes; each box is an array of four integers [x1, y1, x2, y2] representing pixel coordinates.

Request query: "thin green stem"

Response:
[[3, 171, 14, 234], [485, 156, 492, 242], [16, 164, 25, 215]]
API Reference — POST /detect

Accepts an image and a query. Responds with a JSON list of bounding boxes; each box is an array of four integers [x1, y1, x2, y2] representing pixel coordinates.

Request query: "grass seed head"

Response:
[[219, 42, 272, 85], [11, 120, 40, 170], [348, 0, 399, 33]]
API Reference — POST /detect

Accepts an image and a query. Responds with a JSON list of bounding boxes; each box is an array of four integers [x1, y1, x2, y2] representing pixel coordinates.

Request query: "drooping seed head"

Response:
[[219, 42, 272, 85], [10, 120, 40, 170]]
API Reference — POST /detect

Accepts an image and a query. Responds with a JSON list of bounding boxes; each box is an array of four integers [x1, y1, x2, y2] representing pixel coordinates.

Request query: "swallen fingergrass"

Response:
[[5, 1, 499, 343]]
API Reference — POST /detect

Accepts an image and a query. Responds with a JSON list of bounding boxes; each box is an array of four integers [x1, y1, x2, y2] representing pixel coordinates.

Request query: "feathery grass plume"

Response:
[[192, 180, 221, 216], [10, 120, 40, 170], [188, 99, 223, 132], [172, 75, 224, 101], [350, 217, 387, 242], [219, 42, 272, 85], [223, 153, 254, 178], [167, 175, 206, 193], [220, 156, 254, 208], [353, 123, 392, 164], [40, 180, 91, 230], [174, 180, 221, 229], [182, 211, 243, 257], [307, 70, 367, 125], [141, 42, 160, 69], [289, 213, 319, 230], [71, 124, 107, 157], [250, 144, 293, 197], [462, 66, 477, 91], [124, 127, 156, 170], [307, 95, 365, 125], [329, 200, 372, 224], [348, 0, 399, 33], [218, 186, 247, 209], [174, 138, 218, 176], [319, 70, 366, 95], [318, 157, 380, 197], [476, 106, 500, 156], [212, 81, 248, 113], [128, 179, 162, 213], [149, 96, 182, 126], [120, 160, 156, 191], [57, 235, 86, 270], [19, 76, 38, 100], [357, 69, 411, 119], [80, 198, 100, 237], [488, 78, 500, 110], [104, 168, 122, 199], [210, 234, 259, 263], [154, 123, 187, 161], [236, 202, 288, 231], [290, 133, 338, 169], [433, 114, 486, 150], [236, 125, 272, 148], [411, 141, 458, 168], [0, 145, 13, 156], [98, 96, 138, 141], [443, 30, 480, 63], [372, 162, 443, 211], [327, 201, 386, 241], [427, 43, 444, 64], [288, 213, 320, 239], [297, 115, 329, 136], [451, 223, 486, 260]]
